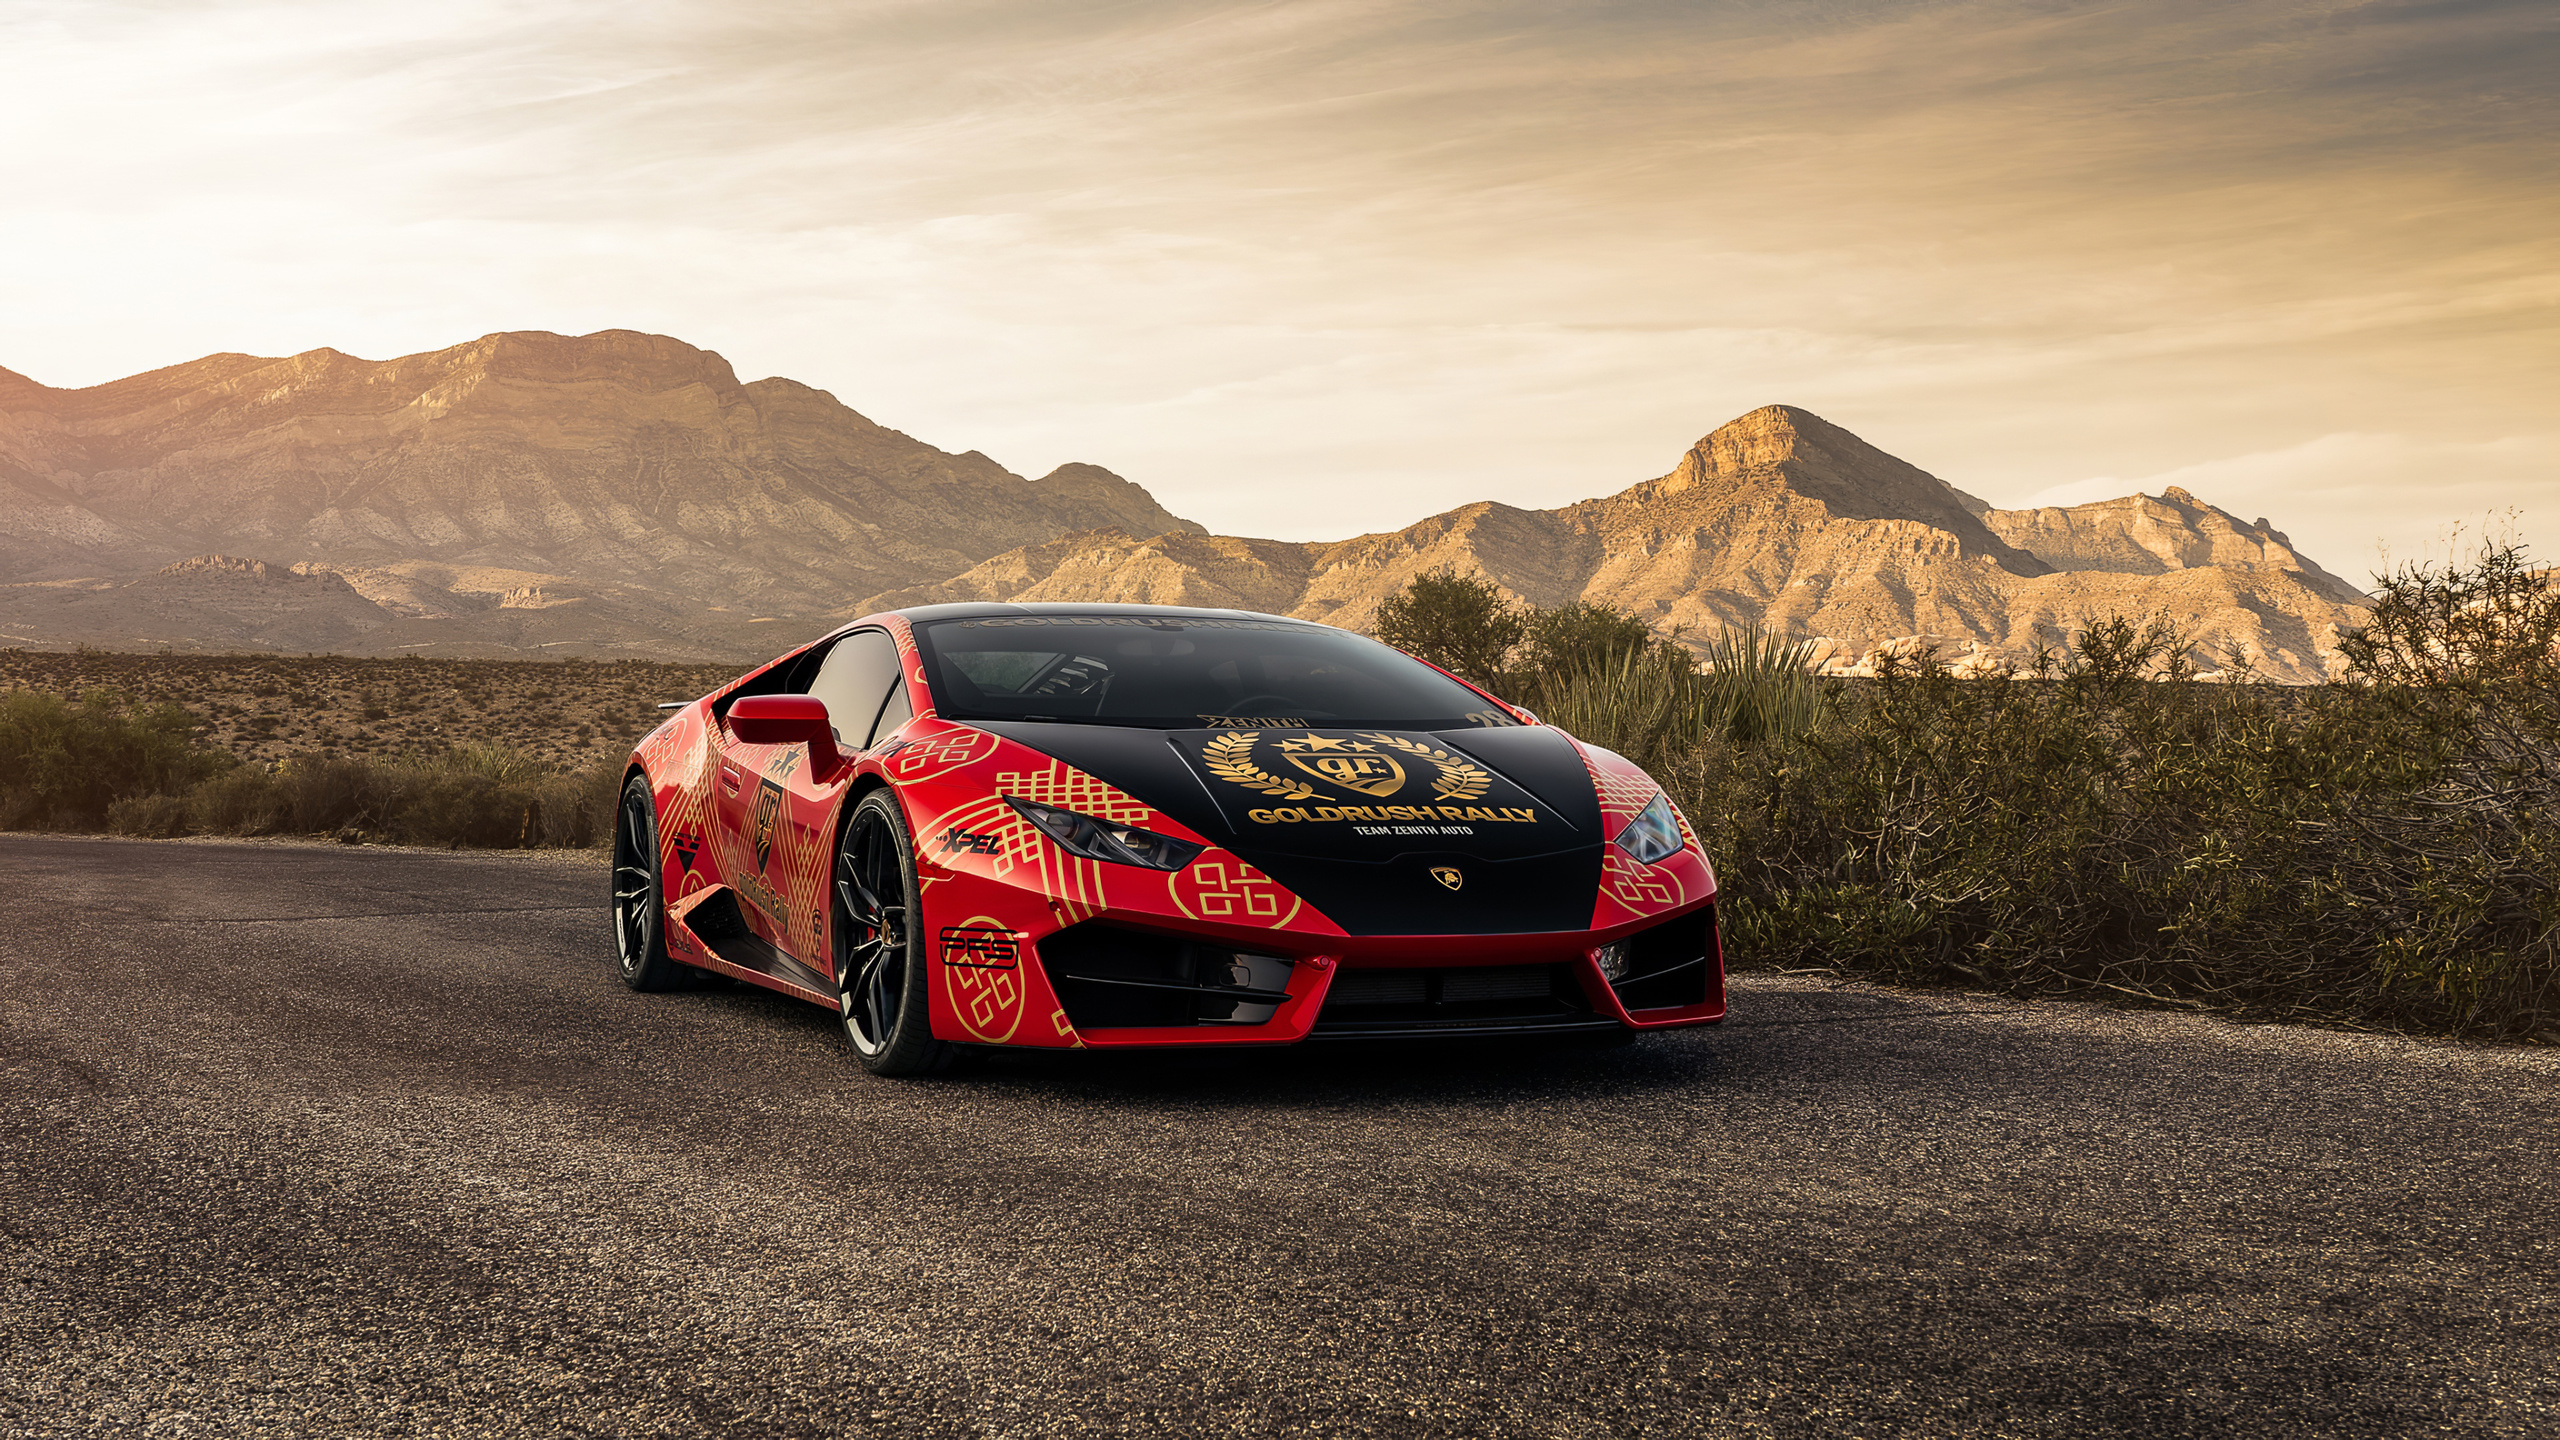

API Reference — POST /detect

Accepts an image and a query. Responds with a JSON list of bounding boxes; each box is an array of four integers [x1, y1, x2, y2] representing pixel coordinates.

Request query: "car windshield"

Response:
[[911, 614, 1517, 730]]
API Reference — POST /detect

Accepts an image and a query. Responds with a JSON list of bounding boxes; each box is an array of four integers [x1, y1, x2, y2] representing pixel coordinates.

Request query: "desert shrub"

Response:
[[0, 682, 623, 850], [438, 742, 557, 785], [0, 687, 230, 828], [272, 756, 388, 834], [105, 793, 192, 838], [2341, 545, 2560, 686], [1535, 643, 1711, 777], [1696, 625, 1826, 746], [1373, 567, 1526, 688], [1674, 550, 2558, 1039], [171, 750, 627, 848], [1515, 602, 1658, 684], [190, 768, 286, 834]]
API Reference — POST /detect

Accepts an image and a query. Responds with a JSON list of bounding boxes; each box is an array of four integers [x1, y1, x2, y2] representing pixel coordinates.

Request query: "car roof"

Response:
[[886, 601, 1315, 626]]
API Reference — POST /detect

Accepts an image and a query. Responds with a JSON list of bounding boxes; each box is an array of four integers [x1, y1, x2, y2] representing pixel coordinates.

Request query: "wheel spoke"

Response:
[[840, 845, 883, 915], [836, 878, 876, 929]]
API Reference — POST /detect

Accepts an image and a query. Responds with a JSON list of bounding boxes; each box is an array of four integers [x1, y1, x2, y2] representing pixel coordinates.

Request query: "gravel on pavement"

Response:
[[0, 835, 2553, 1438]]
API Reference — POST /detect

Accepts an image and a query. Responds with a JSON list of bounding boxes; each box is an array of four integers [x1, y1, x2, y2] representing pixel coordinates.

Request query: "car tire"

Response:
[[834, 789, 958, 1077], [612, 773, 693, 992]]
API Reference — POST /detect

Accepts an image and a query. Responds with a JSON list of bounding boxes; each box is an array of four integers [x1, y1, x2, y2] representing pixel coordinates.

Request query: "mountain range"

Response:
[[0, 330, 2370, 680]]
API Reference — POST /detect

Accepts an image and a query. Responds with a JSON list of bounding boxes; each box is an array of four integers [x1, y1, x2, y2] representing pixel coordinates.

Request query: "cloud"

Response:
[[0, 0, 2551, 564]]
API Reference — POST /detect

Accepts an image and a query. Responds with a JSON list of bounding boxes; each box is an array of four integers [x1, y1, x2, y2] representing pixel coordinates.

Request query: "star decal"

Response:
[[1278, 734, 1371, 752]]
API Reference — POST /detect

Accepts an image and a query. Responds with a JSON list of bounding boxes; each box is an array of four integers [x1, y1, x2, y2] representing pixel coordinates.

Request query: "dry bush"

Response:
[[0, 687, 228, 828], [1373, 568, 1525, 689], [105, 793, 192, 838], [1672, 549, 2558, 1039], [4, 685, 626, 850], [185, 751, 627, 848]]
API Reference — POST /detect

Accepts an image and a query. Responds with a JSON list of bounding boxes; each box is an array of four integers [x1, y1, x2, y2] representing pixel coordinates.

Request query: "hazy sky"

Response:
[[5, 0, 2553, 580]]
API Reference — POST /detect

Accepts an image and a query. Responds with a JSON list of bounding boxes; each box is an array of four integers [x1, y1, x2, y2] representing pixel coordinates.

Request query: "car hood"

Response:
[[975, 722, 1607, 936]]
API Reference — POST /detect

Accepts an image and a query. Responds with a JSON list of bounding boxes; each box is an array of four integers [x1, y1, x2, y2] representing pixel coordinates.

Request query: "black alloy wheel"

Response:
[[834, 789, 957, 1076], [612, 774, 691, 991]]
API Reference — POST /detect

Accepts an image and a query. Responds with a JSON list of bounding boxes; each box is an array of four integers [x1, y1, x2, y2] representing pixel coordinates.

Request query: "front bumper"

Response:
[[1031, 897, 1726, 1049]]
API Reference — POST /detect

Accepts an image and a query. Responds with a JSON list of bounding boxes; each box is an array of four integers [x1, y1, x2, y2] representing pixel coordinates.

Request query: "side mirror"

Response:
[[727, 695, 843, 772]]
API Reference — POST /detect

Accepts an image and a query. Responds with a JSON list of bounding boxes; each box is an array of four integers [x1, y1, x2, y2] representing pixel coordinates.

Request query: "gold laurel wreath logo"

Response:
[[1354, 732, 1494, 801], [1204, 732, 1319, 801]]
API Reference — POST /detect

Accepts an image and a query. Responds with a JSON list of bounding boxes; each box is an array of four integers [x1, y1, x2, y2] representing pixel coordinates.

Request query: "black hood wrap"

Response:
[[977, 722, 1605, 936]]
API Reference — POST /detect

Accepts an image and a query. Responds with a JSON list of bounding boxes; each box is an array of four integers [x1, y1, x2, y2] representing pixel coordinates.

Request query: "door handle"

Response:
[[719, 765, 742, 796]]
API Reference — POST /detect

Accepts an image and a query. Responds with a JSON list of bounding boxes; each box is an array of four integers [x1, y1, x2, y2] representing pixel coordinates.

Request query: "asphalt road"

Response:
[[1, 836, 2553, 1439]]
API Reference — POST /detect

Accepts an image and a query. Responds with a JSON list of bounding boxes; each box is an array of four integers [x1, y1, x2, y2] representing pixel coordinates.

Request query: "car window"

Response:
[[803, 629, 905, 749], [911, 615, 1513, 730], [872, 669, 915, 741]]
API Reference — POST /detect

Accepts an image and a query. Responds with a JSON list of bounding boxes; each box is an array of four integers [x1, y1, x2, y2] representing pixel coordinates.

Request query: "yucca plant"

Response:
[[1697, 624, 1826, 745], [1535, 643, 1707, 773]]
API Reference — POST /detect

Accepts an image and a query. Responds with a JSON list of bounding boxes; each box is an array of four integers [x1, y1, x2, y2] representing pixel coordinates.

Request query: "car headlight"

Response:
[[1007, 797, 1205, 872], [1614, 792, 1684, 866]]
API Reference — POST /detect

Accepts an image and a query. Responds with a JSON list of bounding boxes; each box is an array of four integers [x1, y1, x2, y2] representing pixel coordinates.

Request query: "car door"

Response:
[[712, 629, 911, 968]]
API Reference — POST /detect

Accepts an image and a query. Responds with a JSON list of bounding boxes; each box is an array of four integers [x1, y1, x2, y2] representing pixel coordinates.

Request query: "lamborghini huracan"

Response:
[[611, 603, 1724, 1074]]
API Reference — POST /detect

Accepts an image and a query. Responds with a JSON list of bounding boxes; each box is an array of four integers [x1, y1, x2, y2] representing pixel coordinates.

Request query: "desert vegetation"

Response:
[[0, 653, 735, 848], [1381, 556, 2559, 1040], [0, 650, 735, 768], [6, 558, 2553, 1039]]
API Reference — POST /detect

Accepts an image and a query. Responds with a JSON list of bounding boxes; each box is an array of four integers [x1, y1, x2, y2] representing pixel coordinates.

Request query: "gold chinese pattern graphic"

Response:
[[1204, 732, 1319, 801], [1169, 858, 1303, 928], [1351, 732, 1493, 801]]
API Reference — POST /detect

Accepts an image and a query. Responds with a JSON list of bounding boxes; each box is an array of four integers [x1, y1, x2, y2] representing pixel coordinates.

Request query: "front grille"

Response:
[[1442, 965, 1557, 1003], [1312, 962, 1612, 1038], [1328, 970, 1426, 1006]]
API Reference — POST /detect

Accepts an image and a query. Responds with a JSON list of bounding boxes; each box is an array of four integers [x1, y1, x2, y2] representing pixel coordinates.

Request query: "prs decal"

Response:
[[938, 926, 1020, 969], [1197, 713, 1310, 729], [935, 826, 1002, 857]]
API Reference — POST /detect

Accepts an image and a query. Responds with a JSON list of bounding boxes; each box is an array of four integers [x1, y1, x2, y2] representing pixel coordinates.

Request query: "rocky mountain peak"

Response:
[[1687, 403, 1827, 473], [439, 328, 748, 396], [1029, 463, 1211, 538], [1624, 403, 2049, 578]]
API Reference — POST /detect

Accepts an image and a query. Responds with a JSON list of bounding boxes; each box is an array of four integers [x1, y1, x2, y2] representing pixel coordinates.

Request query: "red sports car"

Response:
[[612, 604, 1725, 1074]]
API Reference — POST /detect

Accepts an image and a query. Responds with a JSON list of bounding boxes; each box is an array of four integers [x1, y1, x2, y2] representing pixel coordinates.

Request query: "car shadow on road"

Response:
[[968, 987, 2025, 1108], [662, 967, 2022, 1107]]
